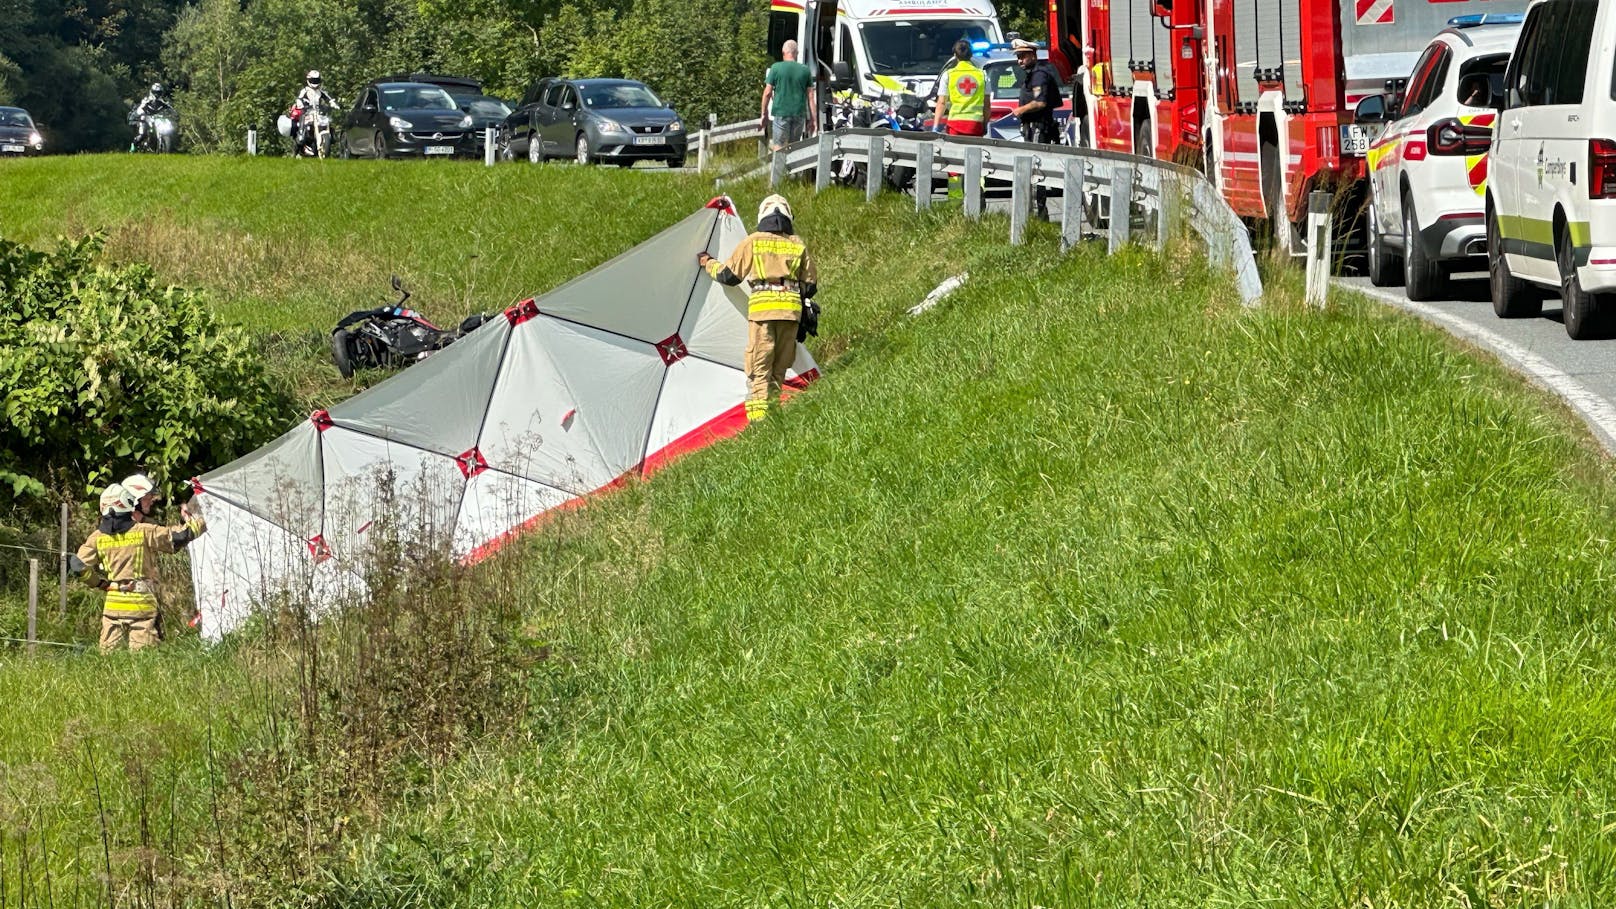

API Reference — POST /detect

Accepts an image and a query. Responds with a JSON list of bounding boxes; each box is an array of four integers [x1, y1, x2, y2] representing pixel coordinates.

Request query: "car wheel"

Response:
[[338, 138, 352, 160], [576, 134, 594, 165], [668, 155, 686, 169], [498, 130, 515, 162], [373, 130, 388, 159], [1402, 196, 1445, 302], [1488, 206, 1540, 318], [1559, 227, 1614, 340], [1366, 201, 1402, 287], [529, 134, 542, 164], [330, 329, 355, 379]]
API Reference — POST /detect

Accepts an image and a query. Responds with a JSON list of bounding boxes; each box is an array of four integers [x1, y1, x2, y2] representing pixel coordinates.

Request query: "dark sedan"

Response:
[[341, 82, 477, 159], [500, 78, 686, 167], [454, 94, 512, 154], [0, 107, 44, 156]]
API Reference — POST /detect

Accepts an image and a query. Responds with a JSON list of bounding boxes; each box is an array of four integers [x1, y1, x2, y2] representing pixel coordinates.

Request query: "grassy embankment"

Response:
[[4, 154, 1616, 905]]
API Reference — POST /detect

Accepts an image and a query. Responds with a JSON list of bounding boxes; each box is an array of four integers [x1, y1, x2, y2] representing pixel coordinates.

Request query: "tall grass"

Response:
[[4, 157, 1616, 905]]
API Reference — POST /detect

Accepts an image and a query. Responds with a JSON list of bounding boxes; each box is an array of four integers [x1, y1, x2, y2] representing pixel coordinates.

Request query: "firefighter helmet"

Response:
[[99, 483, 137, 516], [122, 473, 161, 504], [758, 194, 792, 224]]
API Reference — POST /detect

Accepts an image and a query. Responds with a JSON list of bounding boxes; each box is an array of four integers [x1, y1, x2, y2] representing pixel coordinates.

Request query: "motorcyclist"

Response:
[[290, 70, 340, 155], [129, 83, 172, 150]]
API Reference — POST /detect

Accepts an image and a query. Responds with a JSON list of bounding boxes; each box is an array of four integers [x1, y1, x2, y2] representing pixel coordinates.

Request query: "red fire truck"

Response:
[[1047, 0, 1530, 250]]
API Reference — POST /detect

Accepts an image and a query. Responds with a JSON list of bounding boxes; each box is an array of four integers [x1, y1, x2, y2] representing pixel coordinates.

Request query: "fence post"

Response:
[[1109, 163, 1134, 252], [1010, 154, 1033, 246], [964, 147, 984, 220], [246, 128, 257, 156], [771, 148, 788, 187], [58, 502, 68, 619], [815, 133, 833, 192], [697, 130, 710, 173], [1061, 158, 1085, 252], [915, 141, 934, 212], [27, 558, 39, 655], [1305, 190, 1333, 308], [866, 135, 884, 202], [484, 127, 496, 166]]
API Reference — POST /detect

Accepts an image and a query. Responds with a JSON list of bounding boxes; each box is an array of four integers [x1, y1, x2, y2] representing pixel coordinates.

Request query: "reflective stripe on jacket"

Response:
[[945, 60, 988, 125], [77, 515, 207, 616], [704, 231, 817, 322]]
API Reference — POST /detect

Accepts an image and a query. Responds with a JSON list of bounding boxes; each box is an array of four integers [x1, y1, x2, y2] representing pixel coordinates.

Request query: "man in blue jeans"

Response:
[[762, 40, 816, 151]]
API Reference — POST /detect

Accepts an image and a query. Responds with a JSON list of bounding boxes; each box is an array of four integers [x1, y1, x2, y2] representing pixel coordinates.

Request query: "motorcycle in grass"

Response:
[[330, 276, 496, 378]]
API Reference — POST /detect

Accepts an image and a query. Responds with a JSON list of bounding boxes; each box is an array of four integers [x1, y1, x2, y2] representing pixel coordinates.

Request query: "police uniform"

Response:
[[702, 196, 818, 422], [1018, 59, 1062, 145]]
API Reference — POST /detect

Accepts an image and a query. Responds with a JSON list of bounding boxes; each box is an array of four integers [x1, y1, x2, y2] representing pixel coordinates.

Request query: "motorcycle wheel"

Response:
[[330, 329, 356, 379]]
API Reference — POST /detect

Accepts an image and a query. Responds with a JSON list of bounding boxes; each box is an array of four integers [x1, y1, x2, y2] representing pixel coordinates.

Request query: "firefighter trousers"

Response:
[[100, 612, 159, 653], [745, 319, 798, 421]]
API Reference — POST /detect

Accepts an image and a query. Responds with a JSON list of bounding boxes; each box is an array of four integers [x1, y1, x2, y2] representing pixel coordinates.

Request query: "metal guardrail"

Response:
[[693, 117, 766, 172], [762, 127, 1264, 306]]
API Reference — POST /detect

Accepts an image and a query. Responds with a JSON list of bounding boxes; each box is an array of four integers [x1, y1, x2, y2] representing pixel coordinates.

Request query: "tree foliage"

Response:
[[0, 234, 288, 504]]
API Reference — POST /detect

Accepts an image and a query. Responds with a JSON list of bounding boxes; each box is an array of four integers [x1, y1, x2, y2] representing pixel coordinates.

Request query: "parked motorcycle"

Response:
[[826, 91, 930, 193], [132, 103, 179, 153], [330, 276, 495, 378]]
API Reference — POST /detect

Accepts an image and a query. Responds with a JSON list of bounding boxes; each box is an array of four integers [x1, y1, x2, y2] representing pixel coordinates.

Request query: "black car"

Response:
[[499, 78, 686, 167], [0, 107, 44, 156], [341, 81, 477, 159], [375, 73, 510, 154]]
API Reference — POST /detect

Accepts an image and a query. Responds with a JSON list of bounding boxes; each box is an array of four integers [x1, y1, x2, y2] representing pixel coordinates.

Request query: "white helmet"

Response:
[[758, 194, 792, 223], [122, 473, 160, 505], [306, 70, 322, 87], [99, 483, 137, 516]]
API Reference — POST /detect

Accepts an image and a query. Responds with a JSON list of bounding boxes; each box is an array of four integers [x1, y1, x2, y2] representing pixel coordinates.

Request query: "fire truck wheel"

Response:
[[1489, 207, 1540, 318], [1402, 198, 1446, 302], [1366, 202, 1401, 288]]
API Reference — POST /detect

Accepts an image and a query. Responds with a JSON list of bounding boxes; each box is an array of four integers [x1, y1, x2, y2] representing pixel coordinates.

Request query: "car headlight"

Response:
[[389, 116, 414, 130], [596, 119, 626, 134], [667, 120, 684, 133], [458, 115, 474, 129], [29, 132, 42, 147]]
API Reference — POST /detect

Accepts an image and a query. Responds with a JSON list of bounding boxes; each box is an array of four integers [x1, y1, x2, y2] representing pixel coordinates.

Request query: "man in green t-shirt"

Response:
[[761, 40, 816, 151]]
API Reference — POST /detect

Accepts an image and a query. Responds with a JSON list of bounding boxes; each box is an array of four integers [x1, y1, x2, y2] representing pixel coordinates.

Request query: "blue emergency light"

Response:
[[971, 39, 992, 51], [1447, 12, 1525, 27]]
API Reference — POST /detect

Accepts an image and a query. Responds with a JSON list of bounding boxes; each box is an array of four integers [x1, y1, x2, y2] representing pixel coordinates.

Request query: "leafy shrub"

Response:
[[0, 233, 288, 502]]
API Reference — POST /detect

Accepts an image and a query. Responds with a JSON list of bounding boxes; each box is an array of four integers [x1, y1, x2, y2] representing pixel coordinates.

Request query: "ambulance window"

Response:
[[840, 24, 860, 82]]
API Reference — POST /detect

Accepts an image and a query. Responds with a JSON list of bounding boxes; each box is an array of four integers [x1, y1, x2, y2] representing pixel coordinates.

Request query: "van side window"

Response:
[[1505, 6, 1543, 109], [1543, 0, 1597, 106]]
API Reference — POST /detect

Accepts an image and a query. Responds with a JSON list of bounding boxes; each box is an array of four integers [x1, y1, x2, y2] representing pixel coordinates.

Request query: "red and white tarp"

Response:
[[187, 199, 817, 640]]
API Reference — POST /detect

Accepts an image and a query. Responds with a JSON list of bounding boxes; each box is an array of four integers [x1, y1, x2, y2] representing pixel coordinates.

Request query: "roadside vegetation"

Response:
[[4, 156, 1616, 905]]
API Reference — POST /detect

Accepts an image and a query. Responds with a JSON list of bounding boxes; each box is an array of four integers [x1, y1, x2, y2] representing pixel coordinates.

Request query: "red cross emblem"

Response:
[[957, 75, 979, 96]]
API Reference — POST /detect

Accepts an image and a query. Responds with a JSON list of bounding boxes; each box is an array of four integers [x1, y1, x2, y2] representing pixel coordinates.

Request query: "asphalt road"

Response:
[[1336, 271, 1616, 454]]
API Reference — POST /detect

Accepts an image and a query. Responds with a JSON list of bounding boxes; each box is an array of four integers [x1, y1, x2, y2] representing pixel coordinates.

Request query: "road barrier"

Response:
[[763, 127, 1263, 306], [694, 116, 765, 173]]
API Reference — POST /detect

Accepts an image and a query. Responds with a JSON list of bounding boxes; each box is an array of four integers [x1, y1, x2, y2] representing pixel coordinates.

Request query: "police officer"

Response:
[[932, 40, 988, 137], [1010, 38, 1061, 217], [73, 478, 207, 652], [698, 195, 818, 423]]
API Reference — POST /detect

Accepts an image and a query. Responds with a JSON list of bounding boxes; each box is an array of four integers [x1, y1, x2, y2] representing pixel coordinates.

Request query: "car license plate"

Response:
[[633, 135, 666, 146], [1340, 124, 1379, 157], [1, 144, 24, 153], [425, 145, 454, 155]]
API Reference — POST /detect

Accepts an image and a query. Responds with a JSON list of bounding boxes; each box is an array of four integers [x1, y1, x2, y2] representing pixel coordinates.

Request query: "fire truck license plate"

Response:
[[425, 145, 454, 155], [1340, 125, 1377, 156]]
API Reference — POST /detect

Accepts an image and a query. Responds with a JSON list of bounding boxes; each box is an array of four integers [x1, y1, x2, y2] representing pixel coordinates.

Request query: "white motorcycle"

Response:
[[133, 104, 179, 153], [288, 100, 338, 158]]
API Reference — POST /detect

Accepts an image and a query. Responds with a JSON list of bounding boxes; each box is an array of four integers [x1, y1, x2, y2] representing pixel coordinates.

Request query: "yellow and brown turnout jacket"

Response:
[[76, 512, 207, 616], [704, 230, 818, 322]]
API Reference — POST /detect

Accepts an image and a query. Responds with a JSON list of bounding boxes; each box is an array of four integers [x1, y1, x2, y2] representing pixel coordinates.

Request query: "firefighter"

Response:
[[932, 40, 988, 137], [697, 195, 817, 423], [71, 478, 208, 653]]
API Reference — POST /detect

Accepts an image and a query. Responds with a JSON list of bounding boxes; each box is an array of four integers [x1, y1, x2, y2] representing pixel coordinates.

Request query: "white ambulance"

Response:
[[770, 0, 1004, 100], [1488, 0, 1616, 339]]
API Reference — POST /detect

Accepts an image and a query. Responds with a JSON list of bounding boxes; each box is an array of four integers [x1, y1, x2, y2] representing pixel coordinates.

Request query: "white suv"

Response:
[[1360, 16, 1523, 301], [1488, 0, 1616, 339]]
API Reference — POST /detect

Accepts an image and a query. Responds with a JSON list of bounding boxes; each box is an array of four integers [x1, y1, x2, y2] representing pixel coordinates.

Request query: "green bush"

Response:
[[0, 233, 288, 503]]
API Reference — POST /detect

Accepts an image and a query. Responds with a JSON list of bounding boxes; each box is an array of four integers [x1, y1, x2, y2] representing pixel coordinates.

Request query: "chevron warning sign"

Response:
[[1356, 0, 1394, 25]]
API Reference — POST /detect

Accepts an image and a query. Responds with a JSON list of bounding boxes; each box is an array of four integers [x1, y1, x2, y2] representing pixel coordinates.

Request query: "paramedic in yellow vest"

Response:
[[932, 40, 988, 137], [698, 194, 818, 422], [72, 477, 207, 652]]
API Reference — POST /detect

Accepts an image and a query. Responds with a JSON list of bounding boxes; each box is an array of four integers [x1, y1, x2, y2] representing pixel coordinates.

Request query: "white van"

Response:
[[770, 0, 1004, 100], [1488, 0, 1616, 339]]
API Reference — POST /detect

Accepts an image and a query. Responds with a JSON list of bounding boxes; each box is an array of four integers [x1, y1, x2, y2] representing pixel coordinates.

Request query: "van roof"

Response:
[[835, 0, 997, 20]]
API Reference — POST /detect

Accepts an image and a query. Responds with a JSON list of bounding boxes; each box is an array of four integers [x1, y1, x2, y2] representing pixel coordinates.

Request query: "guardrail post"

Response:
[[771, 148, 788, 187], [815, 133, 833, 192], [964, 147, 984, 220], [1138, 167, 1161, 249], [484, 127, 496, 166], [1010, 154, 1033, 246], [1157, 172, 1178, 248], [1305, 190, 1333, 308], [246, 128, 257, 156], [866, 135, 884, 202], [1061, 158, 1084, 251], [1109, 163, 1134, 252], [697, 130, 710, 173], [915, 141, 934, 212]]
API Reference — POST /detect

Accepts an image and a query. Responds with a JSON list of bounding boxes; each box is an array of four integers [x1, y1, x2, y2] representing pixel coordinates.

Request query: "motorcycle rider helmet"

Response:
[[758, 194, 792, 224], [99, 483, 137, 517], [306, 70, 322, 89], [151, 82, 165, 96]]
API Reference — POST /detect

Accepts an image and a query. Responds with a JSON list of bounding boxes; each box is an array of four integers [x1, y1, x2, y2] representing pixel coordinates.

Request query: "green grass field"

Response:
[[5, 154, 1616, 906]]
